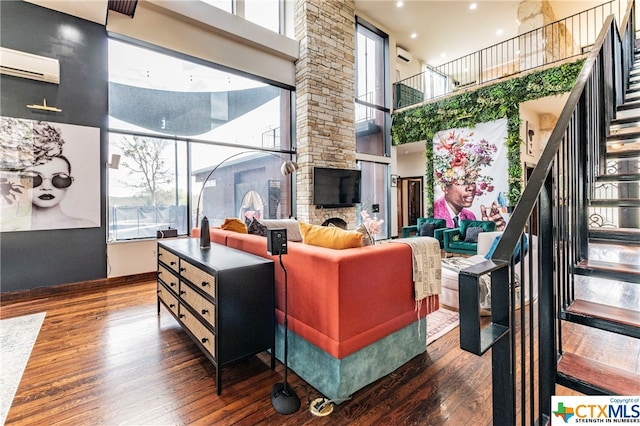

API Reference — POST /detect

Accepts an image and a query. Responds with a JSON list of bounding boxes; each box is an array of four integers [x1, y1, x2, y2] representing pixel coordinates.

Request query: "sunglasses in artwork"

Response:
[[20, 172, 74, 189]]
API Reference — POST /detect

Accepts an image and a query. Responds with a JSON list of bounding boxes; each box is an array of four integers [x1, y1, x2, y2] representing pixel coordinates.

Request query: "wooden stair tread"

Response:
[[595, 172, 640, 182], [617, 100, 640, 110], [557, 352, 640, 395], [567, 299, 640, 328], [589, 199, 640, 207], [576, 258, 640, 274]]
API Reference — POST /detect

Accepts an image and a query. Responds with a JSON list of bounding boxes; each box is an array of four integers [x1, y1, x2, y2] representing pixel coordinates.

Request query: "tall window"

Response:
[[356, 19, 390, 157], [356, 18, 391, 239], [357, 161, 389, 240], [108, 39, 294, 241]]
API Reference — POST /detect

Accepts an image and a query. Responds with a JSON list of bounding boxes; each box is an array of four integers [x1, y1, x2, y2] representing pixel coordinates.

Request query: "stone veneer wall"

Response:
[[517, 0, 579, 68], [294, 0, 357, 227]]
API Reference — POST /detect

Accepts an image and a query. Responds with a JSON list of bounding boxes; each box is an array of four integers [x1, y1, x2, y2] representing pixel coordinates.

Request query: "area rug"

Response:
[[427, 307, 459, 345], [0, 312, 46, 425]]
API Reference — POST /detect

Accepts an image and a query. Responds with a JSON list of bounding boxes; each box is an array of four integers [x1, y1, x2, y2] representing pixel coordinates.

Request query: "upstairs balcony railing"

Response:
[[393, 0, 631, 110]]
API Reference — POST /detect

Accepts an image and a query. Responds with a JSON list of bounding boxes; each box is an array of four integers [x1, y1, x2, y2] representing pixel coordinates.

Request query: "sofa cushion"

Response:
[[258, 218, 303, 242], [299, 222, 363, 249], [464, 226, 483, 243], [484, 233, 529, 263], [221, 218, 248, 233], [419, 222, 436, 237], [459, 219, 496, 237], [247, 217, 267, 236]]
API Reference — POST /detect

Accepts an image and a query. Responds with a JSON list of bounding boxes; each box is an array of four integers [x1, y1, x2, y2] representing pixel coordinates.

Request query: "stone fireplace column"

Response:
[[517, 0, 579, 69], [294, 0, 357, 227]]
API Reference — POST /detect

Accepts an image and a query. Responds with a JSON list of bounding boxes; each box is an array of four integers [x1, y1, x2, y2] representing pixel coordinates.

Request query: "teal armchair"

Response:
[[401, 218, 447, 248], [443, 219, 496, 255]]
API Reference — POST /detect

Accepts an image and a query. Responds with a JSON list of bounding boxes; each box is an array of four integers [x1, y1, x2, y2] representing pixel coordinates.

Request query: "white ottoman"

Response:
[[440, 232, 538, 314]]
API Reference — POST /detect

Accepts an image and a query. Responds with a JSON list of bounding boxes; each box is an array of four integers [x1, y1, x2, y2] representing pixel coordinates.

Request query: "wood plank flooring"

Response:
[[1, 279, 637, 425]]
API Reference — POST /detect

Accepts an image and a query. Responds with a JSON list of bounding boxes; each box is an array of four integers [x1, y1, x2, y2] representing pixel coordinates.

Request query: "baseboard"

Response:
[[0, 272, 157, 305]]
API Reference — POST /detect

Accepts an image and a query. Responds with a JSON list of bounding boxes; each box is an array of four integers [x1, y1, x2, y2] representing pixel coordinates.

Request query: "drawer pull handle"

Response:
[[157, 270, 162, 275], [170, 261, 176, 265], [201, 337, 209, 343], [179, 290, 185, 295], [201, 281, 209, 287], [201, 309, 208, 314], [180, 267, 186, 272], [170, 282, 176, 287], [179, 314, 185, 319], [158, 252, 162, 256], [169, 304, 176, 308]]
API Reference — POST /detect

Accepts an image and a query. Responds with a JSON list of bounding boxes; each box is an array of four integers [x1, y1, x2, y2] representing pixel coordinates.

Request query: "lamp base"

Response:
[[271, 382, 300, 414]]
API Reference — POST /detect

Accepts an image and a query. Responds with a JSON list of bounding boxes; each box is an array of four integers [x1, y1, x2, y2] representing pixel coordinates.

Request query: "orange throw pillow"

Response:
[[221, 218, 248, 233], [298, 222, 362, 249]]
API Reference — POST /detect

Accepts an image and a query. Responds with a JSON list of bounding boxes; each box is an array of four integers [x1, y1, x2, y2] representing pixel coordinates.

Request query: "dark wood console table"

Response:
[[157, 238, 275, 394]]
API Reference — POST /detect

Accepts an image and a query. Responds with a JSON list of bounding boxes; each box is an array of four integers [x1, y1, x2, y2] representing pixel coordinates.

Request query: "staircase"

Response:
[[556, 49, 640, 397]]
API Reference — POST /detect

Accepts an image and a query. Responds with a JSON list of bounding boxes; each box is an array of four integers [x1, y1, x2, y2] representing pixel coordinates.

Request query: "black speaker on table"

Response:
[[267, 228, 288, 255]]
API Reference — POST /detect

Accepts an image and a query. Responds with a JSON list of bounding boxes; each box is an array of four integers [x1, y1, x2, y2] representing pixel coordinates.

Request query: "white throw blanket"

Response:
[[390, 236, 442, 305]]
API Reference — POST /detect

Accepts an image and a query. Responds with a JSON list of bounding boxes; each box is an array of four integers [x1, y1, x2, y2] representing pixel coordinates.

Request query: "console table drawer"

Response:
[[181, 307, 215, 357], [158, 247, 180, 272], [158, 264, 178, 292], [181, 284, 216, 327], [181, 260, 216, 297], [158, 283, 179, 316]]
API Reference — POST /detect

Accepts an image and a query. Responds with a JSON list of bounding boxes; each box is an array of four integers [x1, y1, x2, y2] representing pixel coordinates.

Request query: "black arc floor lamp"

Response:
[[267, 228, 301, 415], [194, 150, 297, 249]]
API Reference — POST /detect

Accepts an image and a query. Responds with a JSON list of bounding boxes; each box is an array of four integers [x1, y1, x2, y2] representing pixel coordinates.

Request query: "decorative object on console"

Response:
[[194, 150, 297, 249], [360, 209, 384, 244], [268, 228, 301, 415]]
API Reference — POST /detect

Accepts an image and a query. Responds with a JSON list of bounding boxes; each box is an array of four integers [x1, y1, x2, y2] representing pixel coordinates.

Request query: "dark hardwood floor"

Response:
[[1, 276, 637, 425]]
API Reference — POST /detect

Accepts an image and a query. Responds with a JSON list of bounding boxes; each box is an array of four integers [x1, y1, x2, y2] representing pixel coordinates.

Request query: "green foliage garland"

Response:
[[391, 59, 584, 211]]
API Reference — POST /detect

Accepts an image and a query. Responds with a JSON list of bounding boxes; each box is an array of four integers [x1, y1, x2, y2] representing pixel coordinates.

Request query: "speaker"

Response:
[[267, 228, 287, 255]]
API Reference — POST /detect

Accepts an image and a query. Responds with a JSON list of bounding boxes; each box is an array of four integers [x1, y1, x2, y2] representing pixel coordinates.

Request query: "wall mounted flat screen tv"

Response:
[[313, 167, 361, 207]]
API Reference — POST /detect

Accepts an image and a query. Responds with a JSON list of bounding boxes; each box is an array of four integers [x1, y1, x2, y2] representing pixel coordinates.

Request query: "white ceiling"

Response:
[[26, 1, 611, 62], [356, 0, 608, 66]]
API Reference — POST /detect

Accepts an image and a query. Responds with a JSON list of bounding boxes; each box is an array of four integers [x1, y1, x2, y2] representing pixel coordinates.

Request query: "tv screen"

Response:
[[313, 167, 361, 207]]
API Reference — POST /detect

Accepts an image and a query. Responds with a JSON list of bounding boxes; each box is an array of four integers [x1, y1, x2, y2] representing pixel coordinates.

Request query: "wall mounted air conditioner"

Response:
[[396, 47, 413, 64], [0, 47, 60, 84]]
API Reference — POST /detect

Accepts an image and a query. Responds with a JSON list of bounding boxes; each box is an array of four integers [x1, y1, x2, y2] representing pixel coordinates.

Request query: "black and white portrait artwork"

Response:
[[0, 117, 100, 231]]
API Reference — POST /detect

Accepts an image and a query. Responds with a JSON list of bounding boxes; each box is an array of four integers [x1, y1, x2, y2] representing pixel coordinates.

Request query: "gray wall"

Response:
[[0, 1, 108, 292]]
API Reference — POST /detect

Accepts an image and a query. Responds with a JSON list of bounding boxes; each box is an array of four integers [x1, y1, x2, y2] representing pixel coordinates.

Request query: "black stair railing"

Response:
[[458, 0, 635, 424]]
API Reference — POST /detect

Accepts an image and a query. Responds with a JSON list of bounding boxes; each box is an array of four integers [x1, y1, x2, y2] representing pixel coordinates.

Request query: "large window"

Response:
[[356, 19, 390, 157], [108, 39, 294, 241], [201, 0, 291, 37], [356, 19, 391, 239]]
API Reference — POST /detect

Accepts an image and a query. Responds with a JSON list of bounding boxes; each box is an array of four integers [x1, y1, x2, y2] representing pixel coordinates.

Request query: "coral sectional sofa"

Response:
[[192, 227, 440, 401]]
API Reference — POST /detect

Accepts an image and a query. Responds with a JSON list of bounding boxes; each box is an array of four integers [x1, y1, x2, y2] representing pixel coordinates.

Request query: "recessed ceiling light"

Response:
[[411, 33, 417, 39], [440, 52, 447, 58], [496, 29, 504, 36], [469, 3, 477, 10], [397, 1, 404, 7]]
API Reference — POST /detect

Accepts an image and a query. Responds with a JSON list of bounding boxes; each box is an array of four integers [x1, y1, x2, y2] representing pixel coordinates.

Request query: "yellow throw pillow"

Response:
[[221, 218, 248, 233], [298, 222, 363, 249]]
